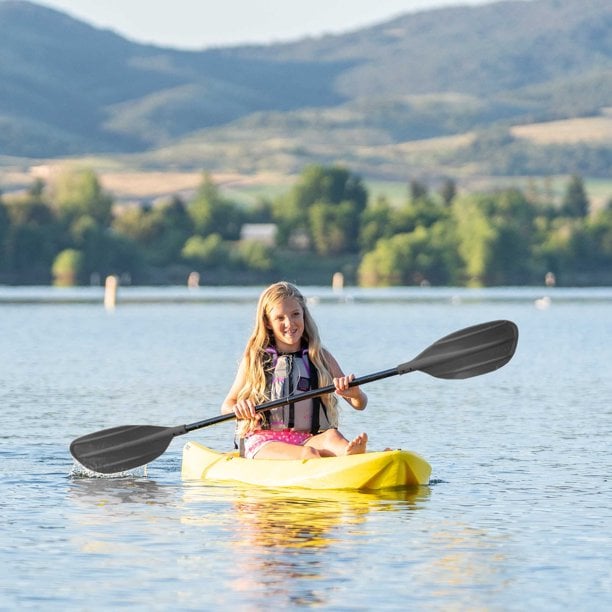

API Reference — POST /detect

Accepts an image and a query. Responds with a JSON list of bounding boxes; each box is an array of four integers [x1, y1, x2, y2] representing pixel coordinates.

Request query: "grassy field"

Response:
[[1, 111, 610, 210], [510, 110, 612, 145]]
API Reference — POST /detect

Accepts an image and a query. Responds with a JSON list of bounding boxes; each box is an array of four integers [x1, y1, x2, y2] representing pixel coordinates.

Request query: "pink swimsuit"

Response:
[[243, 429, 313, 459]]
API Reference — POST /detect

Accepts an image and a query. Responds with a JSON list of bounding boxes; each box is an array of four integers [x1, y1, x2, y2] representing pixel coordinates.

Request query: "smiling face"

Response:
[[265, 296, 305, 352]]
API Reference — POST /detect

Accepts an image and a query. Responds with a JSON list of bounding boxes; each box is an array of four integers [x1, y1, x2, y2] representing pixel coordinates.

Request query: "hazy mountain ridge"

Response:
[[0, 0, 610, 176], [252, 0, 611, 97], [0, 0, 350, 154]]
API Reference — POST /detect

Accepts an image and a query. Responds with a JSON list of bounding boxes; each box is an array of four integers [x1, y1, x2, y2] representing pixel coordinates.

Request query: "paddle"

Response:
[[70, 319, 518, 474]]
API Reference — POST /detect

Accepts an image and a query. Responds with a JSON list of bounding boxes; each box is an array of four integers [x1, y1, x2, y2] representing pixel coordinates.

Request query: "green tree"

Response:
[[28, 178, 45, 199], [561, 174, 589, 218], [584, 209, 612, 279], [52, 248, 84, 286], [182, 234, 227, 266], [439, 178, 457, 206], [155, 196, 195, 264], [162, 195, 194, 234], [451, 189, 539, 285], [409, 179, 428, 201], [486, 189, 538, 285], [189, 173, 243, 239], [274, 165, 368, 252], [542, 210, 612, 283], [62, 212, 142, 283], [234, 240, 274, 272], [452, 195, 497, 286], [4, 191, 59, 280], [535, 217, 573, 281], [309, 201, 357, 256], [358, 224, 456, 287], [112, 198, 193, 267], [53, 168, 113, 225], [290, 165, 367, 212], [392, 196, 447, 234], [359, 236, 406, 286], [359, 196, 394, 252]]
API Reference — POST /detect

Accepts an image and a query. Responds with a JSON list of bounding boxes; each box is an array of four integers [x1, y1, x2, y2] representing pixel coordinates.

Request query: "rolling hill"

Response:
[[0, 0, 610, 180]]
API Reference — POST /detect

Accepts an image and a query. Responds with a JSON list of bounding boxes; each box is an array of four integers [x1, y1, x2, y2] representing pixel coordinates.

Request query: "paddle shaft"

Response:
[[184, 366, 399, 433]]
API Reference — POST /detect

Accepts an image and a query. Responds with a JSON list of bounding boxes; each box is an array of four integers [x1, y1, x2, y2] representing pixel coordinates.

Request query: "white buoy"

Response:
[[104, 275, 119, 310], [332, 272, 344, 292], [188, 271, 200, 288]]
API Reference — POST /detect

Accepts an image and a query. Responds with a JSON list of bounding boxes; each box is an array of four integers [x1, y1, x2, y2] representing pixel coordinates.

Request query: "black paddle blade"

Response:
[[400, 320, 518, 379], [70, 424, 186, 474]]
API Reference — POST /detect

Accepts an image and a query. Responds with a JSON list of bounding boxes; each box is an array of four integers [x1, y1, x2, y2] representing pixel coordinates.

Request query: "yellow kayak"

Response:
[[181, 441, 431, 490]]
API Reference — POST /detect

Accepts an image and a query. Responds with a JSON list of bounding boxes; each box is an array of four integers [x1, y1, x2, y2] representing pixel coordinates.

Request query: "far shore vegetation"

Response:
[[1, 164, 611, 288]]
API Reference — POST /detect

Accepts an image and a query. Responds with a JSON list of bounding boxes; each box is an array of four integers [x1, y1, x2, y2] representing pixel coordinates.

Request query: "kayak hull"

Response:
[[181, 441, 431, 490]]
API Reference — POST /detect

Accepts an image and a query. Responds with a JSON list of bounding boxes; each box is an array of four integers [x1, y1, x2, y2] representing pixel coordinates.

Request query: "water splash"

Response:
[[69, 460, 148, 479]]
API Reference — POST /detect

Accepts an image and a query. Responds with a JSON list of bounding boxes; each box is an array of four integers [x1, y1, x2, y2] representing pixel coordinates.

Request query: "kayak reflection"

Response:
[[181, 483, 430, 604]]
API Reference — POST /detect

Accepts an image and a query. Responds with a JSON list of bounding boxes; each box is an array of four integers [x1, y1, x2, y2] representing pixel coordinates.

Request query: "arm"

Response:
[[324, 350, 368, 411], [221, 358, 259, 419]]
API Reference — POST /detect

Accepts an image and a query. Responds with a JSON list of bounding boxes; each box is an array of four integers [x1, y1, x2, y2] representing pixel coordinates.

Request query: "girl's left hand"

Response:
[[333, 373, 358, 398]]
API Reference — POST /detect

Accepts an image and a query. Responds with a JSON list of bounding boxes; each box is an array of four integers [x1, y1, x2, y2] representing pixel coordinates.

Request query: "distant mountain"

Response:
[[243, 0, 611, 96], [0, 0, 347, 155], [0, 0, 610, 176]]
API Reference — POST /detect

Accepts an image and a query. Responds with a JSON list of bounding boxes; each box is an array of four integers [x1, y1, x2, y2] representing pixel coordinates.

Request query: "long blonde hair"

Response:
[[237, 281, 338, 436]]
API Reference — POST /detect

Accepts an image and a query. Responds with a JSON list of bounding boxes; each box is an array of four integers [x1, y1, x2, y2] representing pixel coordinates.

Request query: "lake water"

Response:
[[1, 286, 611, 610]]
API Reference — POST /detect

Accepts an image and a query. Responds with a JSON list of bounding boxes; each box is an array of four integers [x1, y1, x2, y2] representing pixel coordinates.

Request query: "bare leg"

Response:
[[254, 441, 321, 460], [307, 429, 368, 457]]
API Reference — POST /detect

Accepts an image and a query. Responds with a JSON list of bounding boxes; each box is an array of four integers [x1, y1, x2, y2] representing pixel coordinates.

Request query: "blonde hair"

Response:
[[236, 281, 338, 436]]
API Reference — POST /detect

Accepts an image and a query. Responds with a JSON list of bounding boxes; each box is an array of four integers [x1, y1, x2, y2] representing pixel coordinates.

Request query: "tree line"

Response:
[[0, 165, 611, 287]]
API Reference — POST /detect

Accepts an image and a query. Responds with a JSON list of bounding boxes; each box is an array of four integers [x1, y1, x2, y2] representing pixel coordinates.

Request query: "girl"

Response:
[[222, 281, 368, 459]]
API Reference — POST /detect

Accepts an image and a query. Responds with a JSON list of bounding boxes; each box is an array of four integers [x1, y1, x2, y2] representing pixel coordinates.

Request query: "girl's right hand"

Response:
[[233, 399, 259, 420]]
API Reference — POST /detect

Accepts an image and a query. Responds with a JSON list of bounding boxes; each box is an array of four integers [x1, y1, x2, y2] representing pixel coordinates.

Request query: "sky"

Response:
[[32, 0, 498, 50]]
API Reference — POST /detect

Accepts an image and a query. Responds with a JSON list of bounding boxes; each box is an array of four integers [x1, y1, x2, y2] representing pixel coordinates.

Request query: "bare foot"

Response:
[[345, 432, 368, 455]]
